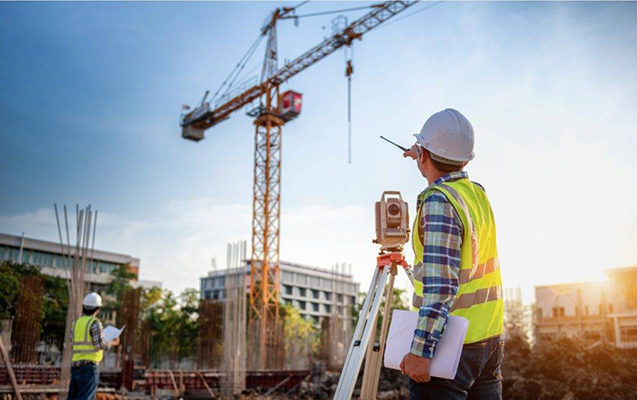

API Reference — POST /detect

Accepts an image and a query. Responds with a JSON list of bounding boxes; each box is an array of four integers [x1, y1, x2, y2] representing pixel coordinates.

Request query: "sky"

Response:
[[1, 1, 636, 303]]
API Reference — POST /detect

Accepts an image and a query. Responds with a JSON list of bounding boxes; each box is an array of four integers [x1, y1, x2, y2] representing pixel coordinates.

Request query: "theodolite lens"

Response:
[[387, 203, 400, 216]]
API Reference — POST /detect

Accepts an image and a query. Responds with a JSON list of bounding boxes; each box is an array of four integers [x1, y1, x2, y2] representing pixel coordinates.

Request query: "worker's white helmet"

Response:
[[414, 108, 475, 166], [83, 292, 102, 308]]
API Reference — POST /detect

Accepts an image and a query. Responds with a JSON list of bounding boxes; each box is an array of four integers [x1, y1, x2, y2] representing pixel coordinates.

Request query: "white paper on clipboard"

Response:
[[384, 310, 468, 380], [103, 325, 125, 343]]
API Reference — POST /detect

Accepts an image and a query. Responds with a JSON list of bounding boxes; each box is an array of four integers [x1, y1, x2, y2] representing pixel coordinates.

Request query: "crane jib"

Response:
[[182, 0, 417, 131]]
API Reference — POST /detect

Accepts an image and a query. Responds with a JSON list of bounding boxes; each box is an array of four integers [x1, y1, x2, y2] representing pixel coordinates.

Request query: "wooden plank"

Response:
[[196, 372, 216, 399], [0, 336, 23, 400]]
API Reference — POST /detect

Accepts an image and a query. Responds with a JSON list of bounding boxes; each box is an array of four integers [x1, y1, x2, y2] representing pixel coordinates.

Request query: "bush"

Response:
[[502, 335, 637, 400]]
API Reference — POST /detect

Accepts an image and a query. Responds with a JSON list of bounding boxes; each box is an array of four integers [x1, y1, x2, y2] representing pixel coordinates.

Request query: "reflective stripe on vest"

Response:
[[71, 316, 104, 363], [411, 178, 503, 344]]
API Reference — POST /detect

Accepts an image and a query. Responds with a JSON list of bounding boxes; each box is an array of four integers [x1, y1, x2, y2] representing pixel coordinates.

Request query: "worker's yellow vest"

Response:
[[71, 316, 104, 363], [412, 178, 503, 344]]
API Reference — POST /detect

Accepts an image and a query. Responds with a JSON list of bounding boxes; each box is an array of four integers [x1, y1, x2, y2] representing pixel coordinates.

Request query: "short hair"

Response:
[[422, 148, 464, 173], [430, 157, 464, 173], [82, 306, 100, 316]]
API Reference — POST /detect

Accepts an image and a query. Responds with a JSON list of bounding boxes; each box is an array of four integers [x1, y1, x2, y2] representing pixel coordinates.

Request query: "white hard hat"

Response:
[[413, 108, 475, 166], [83, 292, 102, 308]]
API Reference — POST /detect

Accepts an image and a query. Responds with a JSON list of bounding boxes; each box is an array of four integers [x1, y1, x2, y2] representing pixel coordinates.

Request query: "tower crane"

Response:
[[180, 0, 417, 369]]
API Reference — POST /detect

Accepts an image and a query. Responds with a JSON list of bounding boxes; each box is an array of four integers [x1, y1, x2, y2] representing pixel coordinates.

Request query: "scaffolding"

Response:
[[221, 241, 247, 395]]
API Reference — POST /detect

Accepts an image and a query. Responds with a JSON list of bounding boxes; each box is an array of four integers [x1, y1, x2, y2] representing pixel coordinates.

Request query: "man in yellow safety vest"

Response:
[[400, 109, 504, 399], [68, 292, 120, 400]]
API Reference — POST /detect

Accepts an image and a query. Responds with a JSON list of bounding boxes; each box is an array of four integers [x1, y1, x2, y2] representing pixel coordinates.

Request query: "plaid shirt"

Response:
[[71, 318, 110, 366], [411, 171, 470, 358]]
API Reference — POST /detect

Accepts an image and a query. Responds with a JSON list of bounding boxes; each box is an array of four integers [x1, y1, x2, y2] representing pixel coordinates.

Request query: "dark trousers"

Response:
[[68, 363, 99, 400], [410, 336, 504, 400]]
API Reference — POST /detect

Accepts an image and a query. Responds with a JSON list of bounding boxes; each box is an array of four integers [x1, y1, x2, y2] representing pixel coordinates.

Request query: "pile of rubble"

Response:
[[284, 368, 409, 400]]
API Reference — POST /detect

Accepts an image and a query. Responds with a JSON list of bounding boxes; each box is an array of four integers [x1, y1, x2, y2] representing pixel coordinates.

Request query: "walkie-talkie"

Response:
[[379, 136, 409, 152]]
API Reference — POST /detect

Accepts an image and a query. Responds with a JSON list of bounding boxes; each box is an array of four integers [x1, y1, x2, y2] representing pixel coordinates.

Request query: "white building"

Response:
[[200, 260, 359, 324], [534, 266, 637, 348], [0, 232, 149, 291]]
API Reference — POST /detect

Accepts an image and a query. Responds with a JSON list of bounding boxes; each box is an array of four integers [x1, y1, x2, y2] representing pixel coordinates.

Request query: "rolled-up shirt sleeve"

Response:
[[90, 320, 111, 350]]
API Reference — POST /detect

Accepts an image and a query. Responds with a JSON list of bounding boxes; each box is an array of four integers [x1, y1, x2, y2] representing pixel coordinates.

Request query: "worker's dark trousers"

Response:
[[68, 363, 99, 400], [409, 336, 504, 400]]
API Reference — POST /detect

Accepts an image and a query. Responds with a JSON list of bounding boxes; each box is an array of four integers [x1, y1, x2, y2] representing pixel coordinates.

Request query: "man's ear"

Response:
[[419, 148, 429, 164]]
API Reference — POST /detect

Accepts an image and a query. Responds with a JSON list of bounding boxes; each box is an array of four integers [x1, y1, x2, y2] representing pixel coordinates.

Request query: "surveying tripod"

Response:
[[333, 251, 415, 400]]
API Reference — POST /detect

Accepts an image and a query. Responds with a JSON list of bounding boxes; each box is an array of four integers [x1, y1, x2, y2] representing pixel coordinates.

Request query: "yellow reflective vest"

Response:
[[71, 316, 104, 363], [412, 177, 503, 344]]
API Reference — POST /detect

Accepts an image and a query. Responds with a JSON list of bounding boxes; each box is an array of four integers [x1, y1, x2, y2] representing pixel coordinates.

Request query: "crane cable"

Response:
[[215, 1, 310, 102], [221, 34, 266, 98], [211, 32, 266, 103], [282, 4, 377, 19], [379, 1, 445, 30], [345, 46, 354, 164]]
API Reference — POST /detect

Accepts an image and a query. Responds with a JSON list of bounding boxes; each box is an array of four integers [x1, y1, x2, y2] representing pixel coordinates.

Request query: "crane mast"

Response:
[[181, 1, 417, 370]]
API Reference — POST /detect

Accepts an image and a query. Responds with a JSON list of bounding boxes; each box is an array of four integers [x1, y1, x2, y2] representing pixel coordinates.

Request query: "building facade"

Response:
[[201, 260, 360, 324], [0, 232, 151, 292], [534, 266, 637, 348]]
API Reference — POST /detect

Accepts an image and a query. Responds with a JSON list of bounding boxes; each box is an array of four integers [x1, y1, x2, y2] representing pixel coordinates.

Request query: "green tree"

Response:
[[41, 275, 69, 347], [352, 287, 409, 329], [104, 263, 136, 318], [176, 289, 200, 360], [0, 261, 21, 320], [0, 261, 43, 320], [106, 263, 136, 298], [0, 261, 68, 348]]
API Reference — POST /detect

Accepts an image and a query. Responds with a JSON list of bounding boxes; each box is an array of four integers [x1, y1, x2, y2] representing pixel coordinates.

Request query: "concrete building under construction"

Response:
[[534, 265, 637, 348], [201, 260, 359, 324]]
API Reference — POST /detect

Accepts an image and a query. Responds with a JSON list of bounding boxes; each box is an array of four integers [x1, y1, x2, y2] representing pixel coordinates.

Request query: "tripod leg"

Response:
[[360, 265, 397, 400], [333, 266, 390, 400]]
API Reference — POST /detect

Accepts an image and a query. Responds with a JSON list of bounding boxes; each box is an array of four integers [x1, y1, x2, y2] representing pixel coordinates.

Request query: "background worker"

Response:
[[68, 292, 120, 400], [399, 109, 504, 399]]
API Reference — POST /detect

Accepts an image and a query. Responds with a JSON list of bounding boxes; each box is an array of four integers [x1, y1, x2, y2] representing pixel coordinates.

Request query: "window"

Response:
[[324, 291, 332, 301], [338, 306, 344, 316], [324, 304, 331, 314], [282, 271, 293, 282], [311, 302, 319, 312], [620, 326, 637, 341], [98, 262, 118, 274], [337, 294, 344, 303], [285, 299, 293, 306], [310, 276, 320, 287], [284, 285, 293, 295], [311, 315, 319, 324], [55, 255, 68, 268], [351, 296, 356, 306], [552, 307, 565, 318], [296, 274, 307, 285], [298, 301, 306, 310], [32, 251, 53, 266], [311, 289, 319, 299], [321, 278, 331, 289], [298, 287, 307, 297]]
